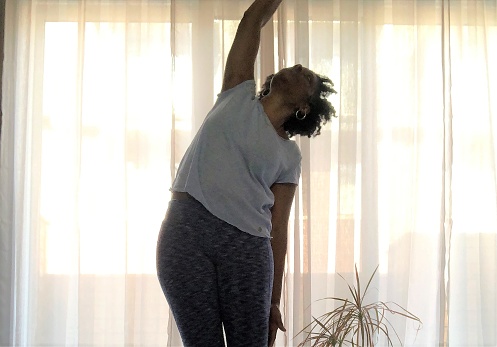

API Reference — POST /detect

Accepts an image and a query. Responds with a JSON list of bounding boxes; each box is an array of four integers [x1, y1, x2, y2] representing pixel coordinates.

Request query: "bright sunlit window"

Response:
[[41, 21, 192, 275], [40, 17, 496, 280]]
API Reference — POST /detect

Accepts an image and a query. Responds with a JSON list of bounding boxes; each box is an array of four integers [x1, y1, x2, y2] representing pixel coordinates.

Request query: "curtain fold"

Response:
[[1, 1, 496, 346], [447, 1, 497, 345]]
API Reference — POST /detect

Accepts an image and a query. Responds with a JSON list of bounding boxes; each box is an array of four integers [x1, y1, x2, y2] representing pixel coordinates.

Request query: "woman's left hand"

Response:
[[268, 304, 286, 347]]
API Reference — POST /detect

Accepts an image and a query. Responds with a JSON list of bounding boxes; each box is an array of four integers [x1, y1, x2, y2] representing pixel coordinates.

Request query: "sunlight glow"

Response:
[[40, 20, 496, 279], [42, 22, 192, 275]]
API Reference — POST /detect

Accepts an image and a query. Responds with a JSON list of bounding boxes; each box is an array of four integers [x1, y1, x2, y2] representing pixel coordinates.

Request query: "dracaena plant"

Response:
[[297, 265, 422, 347]]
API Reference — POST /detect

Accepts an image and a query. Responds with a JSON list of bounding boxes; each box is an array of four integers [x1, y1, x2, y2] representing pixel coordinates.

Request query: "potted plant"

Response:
[[297, 265, 422, 347]]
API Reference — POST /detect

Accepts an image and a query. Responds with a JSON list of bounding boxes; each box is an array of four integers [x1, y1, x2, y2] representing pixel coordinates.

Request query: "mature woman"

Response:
[[156, 0, 336, 346]]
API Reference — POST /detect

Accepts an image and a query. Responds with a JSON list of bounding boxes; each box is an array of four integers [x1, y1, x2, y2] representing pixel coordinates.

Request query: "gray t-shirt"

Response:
[[171, 80, 302, 238]]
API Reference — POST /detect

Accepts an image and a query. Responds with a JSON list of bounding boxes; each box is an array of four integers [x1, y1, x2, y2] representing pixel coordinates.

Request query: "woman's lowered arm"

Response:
[[268, 182, 297, 346]]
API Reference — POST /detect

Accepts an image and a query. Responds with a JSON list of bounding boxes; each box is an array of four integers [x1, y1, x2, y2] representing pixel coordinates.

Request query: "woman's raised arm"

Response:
[[221, 0, 282, 92]]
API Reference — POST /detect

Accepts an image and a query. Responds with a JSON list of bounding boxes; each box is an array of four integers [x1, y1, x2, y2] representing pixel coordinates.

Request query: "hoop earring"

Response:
[[262, 89, 270, 97], [296, 110, 307, 120]]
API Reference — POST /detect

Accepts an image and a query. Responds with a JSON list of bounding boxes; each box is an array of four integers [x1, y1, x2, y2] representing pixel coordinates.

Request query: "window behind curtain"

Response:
[[2, 0, 497, 346]]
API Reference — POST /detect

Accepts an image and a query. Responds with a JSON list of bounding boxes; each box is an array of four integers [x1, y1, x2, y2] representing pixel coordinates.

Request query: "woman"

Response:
[[156, 0, 336, 346]]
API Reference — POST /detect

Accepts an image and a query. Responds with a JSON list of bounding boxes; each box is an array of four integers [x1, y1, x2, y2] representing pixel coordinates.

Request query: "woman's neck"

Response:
[[260, 94, 293, 137]]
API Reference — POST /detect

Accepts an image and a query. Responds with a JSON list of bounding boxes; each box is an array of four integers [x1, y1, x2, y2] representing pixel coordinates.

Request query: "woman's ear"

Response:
[[300, 104, 311, 115]]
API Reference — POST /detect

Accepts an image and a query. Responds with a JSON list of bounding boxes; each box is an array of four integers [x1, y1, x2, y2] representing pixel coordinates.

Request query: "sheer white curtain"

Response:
[[1, 1, 496, 347], [446, 2, 497, 345]]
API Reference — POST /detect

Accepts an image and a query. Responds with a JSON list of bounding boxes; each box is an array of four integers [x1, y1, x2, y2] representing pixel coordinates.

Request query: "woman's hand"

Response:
[[268, 304, 286, 347]]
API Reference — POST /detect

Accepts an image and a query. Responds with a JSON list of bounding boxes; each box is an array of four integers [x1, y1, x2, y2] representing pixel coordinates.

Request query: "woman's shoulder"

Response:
[[216, 79, 256, 100], [209, 80, 258, 118]]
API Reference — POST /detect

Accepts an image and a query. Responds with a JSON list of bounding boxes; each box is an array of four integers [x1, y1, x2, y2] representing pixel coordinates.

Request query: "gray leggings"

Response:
[[156, 197, 274, 347]]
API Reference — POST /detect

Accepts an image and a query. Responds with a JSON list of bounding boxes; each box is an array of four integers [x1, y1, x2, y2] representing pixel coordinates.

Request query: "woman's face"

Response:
[[270, 64, 318, 106]]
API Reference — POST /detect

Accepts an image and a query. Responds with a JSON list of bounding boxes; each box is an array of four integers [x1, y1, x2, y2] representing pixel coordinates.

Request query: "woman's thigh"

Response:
[[216, 230, 274, 347], [156, 200, 225, 347]]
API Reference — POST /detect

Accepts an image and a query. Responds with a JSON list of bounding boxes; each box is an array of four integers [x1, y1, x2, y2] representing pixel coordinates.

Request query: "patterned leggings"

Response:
[[156, 197, 274, 347]]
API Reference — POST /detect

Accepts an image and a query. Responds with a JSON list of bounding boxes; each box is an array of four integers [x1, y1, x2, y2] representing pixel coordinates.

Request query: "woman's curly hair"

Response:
[[257, 73, 337, 138]]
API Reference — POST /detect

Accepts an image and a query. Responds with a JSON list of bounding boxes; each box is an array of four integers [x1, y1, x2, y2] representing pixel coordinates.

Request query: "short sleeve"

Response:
[[275, 156, 301, 185]]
